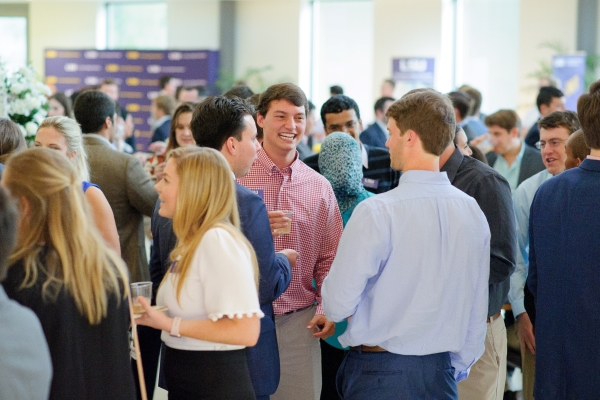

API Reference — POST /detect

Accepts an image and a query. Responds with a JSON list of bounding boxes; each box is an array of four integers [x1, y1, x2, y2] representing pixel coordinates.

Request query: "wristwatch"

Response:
[[170, 317, 182, 338]]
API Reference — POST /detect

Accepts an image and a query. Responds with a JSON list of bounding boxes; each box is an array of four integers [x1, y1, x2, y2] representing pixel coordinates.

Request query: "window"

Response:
[[106, 2, 167, 49], [0, 17, 27, 67]]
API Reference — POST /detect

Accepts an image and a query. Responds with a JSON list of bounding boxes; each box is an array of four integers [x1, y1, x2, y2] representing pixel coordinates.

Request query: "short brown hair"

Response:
[[0, 118, 26, 164], [567, 129, 591, 161], [458, 85, 482, 116], [154, 94, 176, 115], [386, 88, 455, 156], [538, 110, 580, 134], [577, 79, 600, 149], [257, 83, 308, 117], [484, 109, 521, 131]]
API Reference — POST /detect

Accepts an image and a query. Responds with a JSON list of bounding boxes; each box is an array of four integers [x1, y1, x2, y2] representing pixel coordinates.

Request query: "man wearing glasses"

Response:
[[484, 109, 545, 192], [303, 95, 400, 194], [509, 110, 580, 400]]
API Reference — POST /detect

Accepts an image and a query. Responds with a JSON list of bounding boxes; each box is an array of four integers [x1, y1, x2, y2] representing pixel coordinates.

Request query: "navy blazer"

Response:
[[150, 118, 171, 143], [360, 123, 387, 148], [485, 143, 545, 187], [149, 182, 292, 396], [527, 159, 600, 399]]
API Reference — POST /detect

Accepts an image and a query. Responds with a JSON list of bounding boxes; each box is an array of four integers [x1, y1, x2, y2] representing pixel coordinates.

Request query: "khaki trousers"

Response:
[[458, 314, 507, 400], [519, 324, 536, 400], [272, 305, 321, 400]]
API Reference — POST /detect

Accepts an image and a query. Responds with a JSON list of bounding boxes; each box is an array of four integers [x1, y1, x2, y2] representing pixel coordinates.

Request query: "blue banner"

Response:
[[45, 49, 219, 151], [552, 54, 586, 112]]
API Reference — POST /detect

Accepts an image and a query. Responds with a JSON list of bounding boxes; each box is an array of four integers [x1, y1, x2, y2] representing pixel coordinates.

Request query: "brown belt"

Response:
[[487, 311, 502, 323], [350, 345, 388, 353]]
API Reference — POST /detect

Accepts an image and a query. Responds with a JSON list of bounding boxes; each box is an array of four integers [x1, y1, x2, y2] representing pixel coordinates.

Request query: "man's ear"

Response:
[[576, 157, 583, 167], [257, 113, 265, 129], [103, 116, 113, 131], [358, 119, 364, 131], [223, 136, 236, 156], [510, 127, 519, 138]]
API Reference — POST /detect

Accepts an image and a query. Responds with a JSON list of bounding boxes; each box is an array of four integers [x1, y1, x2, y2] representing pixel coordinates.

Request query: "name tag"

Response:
[[251, 189, 265, 201], [362, 178, 379, 189]]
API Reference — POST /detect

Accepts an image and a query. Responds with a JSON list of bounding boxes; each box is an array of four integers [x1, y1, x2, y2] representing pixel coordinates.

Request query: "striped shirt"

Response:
[[238, 149, 343, 315]]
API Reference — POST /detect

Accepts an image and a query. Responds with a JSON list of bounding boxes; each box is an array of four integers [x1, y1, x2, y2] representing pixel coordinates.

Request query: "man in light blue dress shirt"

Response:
[[508, 110, 580, 400], [322, 89, 490, 399]]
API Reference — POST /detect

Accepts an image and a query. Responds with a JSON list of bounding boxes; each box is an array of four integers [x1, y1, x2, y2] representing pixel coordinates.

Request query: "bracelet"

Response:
[[170, 317, 182, 338]]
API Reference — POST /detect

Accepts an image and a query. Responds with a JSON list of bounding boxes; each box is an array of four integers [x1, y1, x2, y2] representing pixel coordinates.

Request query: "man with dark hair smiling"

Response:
[[304, 95, 399, 194], [238, 83, 343, 400], [524, 86, 565, 147], [527, 81, 600, 399]]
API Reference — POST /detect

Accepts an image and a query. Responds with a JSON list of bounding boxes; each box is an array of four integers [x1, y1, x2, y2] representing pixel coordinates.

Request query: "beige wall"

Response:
[[167, 0, 220, 50], [517, 0, 578, 115], [372, 0, 443, 100], [235, 0, 302, 90], [29, 1, 99, 75]]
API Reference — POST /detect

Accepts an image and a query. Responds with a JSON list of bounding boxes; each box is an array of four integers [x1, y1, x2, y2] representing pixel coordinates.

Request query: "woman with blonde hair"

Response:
[[136, 146, 262, 399], [35, 116, 120, 254], [1, 147, 135, 400]]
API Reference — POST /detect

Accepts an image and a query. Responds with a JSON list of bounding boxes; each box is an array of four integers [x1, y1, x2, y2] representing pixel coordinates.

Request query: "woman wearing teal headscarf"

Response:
[[318, 132, 374, 225], [318, 132, 374, 399]]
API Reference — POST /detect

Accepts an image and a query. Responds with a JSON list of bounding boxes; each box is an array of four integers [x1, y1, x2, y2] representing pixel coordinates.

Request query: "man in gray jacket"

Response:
[[74, 90, 157, 282]]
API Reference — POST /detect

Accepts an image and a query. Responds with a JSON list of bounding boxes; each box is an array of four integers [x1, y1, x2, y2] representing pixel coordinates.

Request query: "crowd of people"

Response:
[[0, 75, 598, 400]]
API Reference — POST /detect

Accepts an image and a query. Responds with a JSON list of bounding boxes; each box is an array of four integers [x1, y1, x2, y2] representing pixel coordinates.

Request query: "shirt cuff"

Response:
[[510, 300, 526, 317], [315, 303, 325, 315], [455, 369, 469, 382]]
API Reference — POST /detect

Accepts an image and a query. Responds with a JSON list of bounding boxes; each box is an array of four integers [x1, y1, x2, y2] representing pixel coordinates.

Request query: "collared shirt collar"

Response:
[[152, 115, 171, 131], [440, 146, 463, 183], [84, 133, 116, 149], [586, 155, 600, 161], [375, 120, 389, 138], [399, 169, 450, 185], [256, 147, 301, 180], [361, 143, 369, 169]]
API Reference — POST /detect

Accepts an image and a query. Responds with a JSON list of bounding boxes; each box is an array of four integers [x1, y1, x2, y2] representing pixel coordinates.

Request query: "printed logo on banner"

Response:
[[45, 49, 220, 151]]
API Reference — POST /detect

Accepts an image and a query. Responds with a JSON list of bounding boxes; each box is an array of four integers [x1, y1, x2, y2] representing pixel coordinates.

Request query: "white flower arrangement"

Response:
[[0, 60, 51, 142]]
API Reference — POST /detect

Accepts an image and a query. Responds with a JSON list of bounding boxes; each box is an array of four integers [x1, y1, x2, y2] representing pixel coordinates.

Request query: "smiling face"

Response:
[[174, 112, 195, 148], [455, 128, 472, 156], [323, 109, 363, 142], [35, 126, 74, 160], [539, 126, 570, 175], [154, 158, 179, 219], [488, 125, 517, 155], [258, 99, 306, 158]]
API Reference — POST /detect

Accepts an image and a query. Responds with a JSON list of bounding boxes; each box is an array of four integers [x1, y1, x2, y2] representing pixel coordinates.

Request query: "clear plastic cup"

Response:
[[276, 210, 294, 234], [130, 281, 152, 314]]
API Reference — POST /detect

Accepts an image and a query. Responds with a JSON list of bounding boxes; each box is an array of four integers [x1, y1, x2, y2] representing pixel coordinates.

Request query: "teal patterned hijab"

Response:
[[318, 132, 367, 214]]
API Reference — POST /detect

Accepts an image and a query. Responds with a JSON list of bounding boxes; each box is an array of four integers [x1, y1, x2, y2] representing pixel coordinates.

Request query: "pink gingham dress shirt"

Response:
[[238, 149, 343, 315]]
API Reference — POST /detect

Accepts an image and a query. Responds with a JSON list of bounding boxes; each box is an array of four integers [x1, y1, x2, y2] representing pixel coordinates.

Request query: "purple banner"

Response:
[[45, 49, 219, 151], [392, 58, 435, 85], [552, 54, 585, 112]]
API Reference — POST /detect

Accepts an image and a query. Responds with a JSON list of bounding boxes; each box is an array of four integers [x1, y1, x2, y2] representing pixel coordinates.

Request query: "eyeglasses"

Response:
[[535, 139, 566, 150]]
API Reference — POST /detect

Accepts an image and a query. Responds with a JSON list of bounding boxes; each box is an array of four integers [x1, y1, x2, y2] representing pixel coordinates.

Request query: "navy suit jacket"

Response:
[[527, 159, 600, 399], [485, 144, 545, 187], [149, 182, 292, 396], [360, 123, 387, 148], [150, 117, 171, 143]]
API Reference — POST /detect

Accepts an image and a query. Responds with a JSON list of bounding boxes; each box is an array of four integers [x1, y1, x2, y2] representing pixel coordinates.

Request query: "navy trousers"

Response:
[[336, 350, 458, 400]]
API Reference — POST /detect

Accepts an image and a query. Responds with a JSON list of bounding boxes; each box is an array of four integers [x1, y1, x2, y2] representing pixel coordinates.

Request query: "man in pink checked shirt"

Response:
[[238, 83, 343, 400]]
